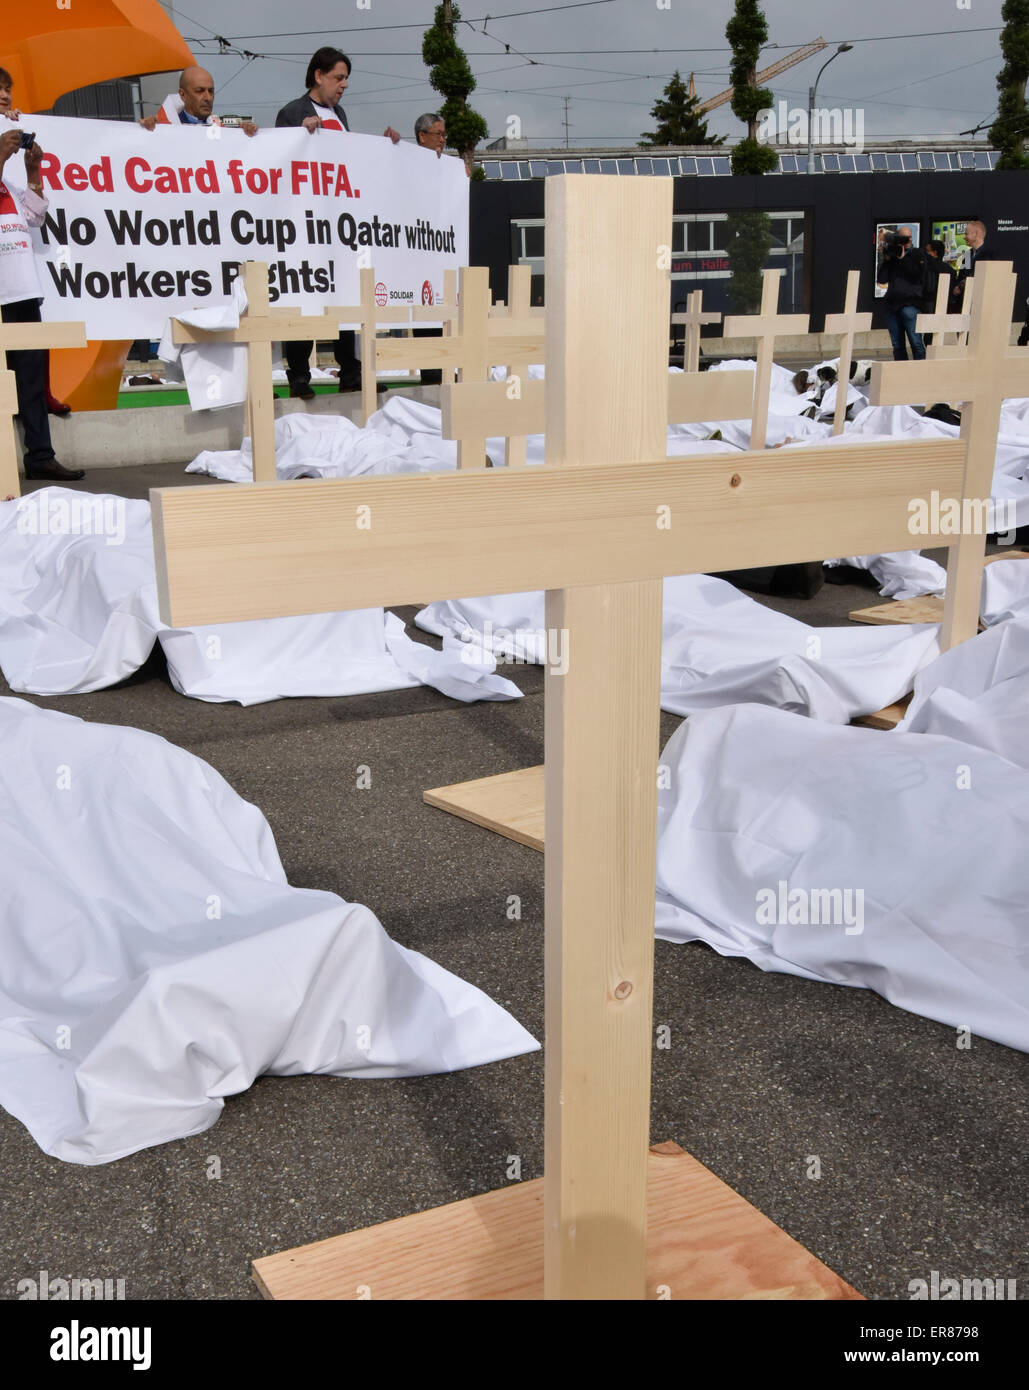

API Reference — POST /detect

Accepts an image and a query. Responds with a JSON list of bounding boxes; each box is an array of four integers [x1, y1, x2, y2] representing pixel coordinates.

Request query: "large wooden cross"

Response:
[[1, 316, 87, 500], [823, 270, 873, 436], [150, 177, 1007, 1300], [870, 259, 1026, 649], [671, 288, 721, 373], [722, 267, 809, 449]]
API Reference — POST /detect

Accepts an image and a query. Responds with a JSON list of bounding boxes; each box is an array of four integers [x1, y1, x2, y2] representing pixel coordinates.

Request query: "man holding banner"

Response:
[[139, 67, 258, 137], [276, 46, 401, 399]]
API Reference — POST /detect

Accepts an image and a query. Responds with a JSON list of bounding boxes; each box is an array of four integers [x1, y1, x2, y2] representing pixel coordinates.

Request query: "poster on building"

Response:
[[3, 114, 469, 338], [874, 221, 921, 298], [931, 219, 971, 275]]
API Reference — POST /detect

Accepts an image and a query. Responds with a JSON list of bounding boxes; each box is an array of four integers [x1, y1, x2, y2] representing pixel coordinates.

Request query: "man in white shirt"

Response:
[[275, 47, 401, 398], [0, 122, 83, 480]]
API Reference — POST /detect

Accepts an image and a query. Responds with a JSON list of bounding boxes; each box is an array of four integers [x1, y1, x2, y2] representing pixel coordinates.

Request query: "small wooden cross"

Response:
[[152, 176, 999, 1299], [870, 260, 1028, 649], [496, 264, 534, 467], [171, 262, 409, 481], [1, 316, 87, 500], [823, 270, 873, 436], [409, 267, 458, 386], [916, 268, 970, 360], [670, 288, 721, 373], [722, 268, 809, 449]]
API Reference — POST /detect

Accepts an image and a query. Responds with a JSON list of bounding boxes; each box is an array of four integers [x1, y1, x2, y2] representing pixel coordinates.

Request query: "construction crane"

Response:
[[691, 38, 828, 114]]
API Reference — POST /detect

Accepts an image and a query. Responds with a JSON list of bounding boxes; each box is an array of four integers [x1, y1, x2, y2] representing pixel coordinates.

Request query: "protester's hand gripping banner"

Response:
[[7, 115, 469, 337]]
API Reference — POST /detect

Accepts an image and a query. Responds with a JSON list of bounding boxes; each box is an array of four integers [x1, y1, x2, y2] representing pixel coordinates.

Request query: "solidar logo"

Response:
[[374, 281, 388, 307]]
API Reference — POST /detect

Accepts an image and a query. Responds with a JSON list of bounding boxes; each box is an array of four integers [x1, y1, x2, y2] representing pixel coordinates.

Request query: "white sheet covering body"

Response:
[[653, 693, 1029, 1053], [417, 573, 940, 724], [0, 490, 519, 704], [0, 698, 538, 1163]]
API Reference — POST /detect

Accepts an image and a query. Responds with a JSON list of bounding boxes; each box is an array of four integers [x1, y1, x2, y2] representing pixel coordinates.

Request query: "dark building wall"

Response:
[[471, 172, 1029, 329]]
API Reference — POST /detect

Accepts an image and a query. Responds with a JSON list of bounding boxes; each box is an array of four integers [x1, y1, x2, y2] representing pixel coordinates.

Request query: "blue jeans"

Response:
[[885, 303, 925, 360]]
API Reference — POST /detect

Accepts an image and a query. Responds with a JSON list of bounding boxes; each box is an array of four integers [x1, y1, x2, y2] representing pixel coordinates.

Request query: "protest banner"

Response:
[[5, 115, 469, 338]]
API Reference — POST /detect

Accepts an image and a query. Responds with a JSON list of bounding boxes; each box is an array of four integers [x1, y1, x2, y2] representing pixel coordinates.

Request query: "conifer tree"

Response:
[[990, 0, 1029, 170], [422, 1, 488, 174], [639, 71, 723, 147]]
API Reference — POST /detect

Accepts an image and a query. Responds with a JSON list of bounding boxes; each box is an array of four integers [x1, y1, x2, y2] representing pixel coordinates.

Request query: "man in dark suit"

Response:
[[275, 48, 400, 399]]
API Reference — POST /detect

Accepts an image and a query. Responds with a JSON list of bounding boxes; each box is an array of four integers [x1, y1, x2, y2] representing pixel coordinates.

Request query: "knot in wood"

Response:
[[730, 473, 742, 489], [614, 980, 633, 1000]]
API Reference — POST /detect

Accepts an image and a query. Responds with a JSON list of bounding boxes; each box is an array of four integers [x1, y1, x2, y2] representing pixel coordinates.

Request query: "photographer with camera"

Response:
[[0, 69, 83, 481], [876, 228, 927, 361]]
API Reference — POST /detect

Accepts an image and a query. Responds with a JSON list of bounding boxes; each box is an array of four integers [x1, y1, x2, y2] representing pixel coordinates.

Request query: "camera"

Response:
[[882, 232, 910, 260], [18, 130, 36, 150]]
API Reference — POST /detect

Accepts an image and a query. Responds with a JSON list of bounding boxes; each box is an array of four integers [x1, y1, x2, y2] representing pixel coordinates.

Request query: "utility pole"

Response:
[[562, 95, 571, 148]]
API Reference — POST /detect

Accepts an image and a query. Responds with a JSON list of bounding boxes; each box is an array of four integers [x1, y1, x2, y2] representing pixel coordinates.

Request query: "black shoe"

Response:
[[289, 384, 315, 401], [24, 460, 85, 481]]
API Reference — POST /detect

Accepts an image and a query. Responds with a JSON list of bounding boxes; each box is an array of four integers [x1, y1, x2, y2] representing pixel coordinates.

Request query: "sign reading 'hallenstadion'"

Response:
[[10, 115, 469, 338]]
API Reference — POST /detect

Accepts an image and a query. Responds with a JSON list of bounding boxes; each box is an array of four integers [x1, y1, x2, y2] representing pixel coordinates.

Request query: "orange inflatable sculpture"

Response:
[[1, 1, 194, 410]]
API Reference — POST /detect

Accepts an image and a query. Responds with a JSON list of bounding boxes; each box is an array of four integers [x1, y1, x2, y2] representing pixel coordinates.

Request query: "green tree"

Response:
[[726, 0, 778, 175], [725, 209, 773, 313], [639, 71, 724, 147], [422, 1, 489, 174], [990, 0, 1029, 169]]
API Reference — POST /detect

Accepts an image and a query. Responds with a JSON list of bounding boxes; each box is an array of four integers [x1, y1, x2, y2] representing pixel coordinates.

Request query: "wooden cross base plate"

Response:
[[423, 692, 908, 851], [252, 1141, 862, 1300], [849, 550, 1029, 627], [423, 764, 545, 851]]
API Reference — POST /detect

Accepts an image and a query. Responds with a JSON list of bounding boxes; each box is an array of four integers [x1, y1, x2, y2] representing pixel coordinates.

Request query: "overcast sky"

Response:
[[163, 0, 1006, 146]]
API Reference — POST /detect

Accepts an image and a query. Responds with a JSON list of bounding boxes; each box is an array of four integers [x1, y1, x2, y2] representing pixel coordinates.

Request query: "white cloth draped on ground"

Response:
[[823, 550, 947, 600], [981, 557, 1029, 625], [417, 573, 940, 723], [843, 403, 1029, 527], [899, 606, 1029, 766], [652, 645, 1029, 1052], [186, 392, 743, 481], [0, 490, 519, 704], [0, 697, 538, 1164]]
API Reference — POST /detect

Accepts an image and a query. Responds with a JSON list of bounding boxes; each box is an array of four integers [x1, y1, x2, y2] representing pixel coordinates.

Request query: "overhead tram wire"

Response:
[[195, 0, 620, 42]]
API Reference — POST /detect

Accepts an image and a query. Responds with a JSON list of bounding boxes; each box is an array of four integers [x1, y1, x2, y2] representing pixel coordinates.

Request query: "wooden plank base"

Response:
[[423, 689, 911, 849], [252, 1141, 863, 1301], [849, 595, 944, 626], [849, 551, 1029, 627], [423, 765, 545, 851], [850, 695, 911, 730]]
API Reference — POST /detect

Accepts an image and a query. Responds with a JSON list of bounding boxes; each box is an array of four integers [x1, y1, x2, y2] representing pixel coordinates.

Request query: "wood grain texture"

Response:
[[541, 174, 670, 1300], [151, 437, 967, 627], [251, 1142, 863, 1301], [0, 319, 87, 500], [424, 765, 544, 851], [849, 596, 945, 626]]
